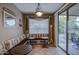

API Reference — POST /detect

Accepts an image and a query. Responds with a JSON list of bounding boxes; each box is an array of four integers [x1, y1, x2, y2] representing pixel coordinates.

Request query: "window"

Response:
[[58, 4, 79, 55], [68, 4, 79, 55], [29, 18, 48, 34], [3, 7, 16, 28], [58, 11, 67, 51]]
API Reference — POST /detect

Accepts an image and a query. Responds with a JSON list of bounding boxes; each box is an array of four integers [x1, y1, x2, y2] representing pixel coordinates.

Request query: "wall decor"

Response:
[[3, 7, 16, 28]]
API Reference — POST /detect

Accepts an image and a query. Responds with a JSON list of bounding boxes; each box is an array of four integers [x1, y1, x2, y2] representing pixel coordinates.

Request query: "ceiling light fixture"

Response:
[[35, 3, 43, 17]]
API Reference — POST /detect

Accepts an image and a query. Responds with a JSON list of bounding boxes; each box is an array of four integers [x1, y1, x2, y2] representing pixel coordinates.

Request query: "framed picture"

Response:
[[3, 7, 16, 28]]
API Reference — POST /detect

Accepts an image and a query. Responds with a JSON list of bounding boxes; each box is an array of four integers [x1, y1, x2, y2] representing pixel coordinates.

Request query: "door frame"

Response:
[[58, 3, 76, 55]]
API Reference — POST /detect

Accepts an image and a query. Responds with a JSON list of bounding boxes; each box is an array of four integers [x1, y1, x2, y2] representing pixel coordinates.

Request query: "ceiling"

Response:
[[69, 4, 79, 16], [14, 3, 63, 14], [59, 4, 79, 16]]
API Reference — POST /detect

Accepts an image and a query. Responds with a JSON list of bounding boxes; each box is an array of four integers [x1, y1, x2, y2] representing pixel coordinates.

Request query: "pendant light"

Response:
[[35, 3, 43, 17]]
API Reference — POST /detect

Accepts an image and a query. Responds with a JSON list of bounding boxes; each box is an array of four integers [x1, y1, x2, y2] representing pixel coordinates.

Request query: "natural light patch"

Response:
[[29, 18, 48, 34], [76, 17, 79, 26], [6, 19, 16, 26]]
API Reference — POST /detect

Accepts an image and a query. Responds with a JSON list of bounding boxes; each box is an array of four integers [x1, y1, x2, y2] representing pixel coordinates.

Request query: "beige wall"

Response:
[[0, 3, 23, 42]]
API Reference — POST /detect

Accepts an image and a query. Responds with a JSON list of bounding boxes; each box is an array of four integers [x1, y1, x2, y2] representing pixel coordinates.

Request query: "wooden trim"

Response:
[[52, 15, 55, 47], [23, 14, 55, 46]]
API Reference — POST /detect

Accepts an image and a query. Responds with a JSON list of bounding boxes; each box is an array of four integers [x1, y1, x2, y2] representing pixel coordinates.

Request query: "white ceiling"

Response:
[[14, 3, 63, 14], [69, 4, 79, 16], [60, 4, 79, 16]]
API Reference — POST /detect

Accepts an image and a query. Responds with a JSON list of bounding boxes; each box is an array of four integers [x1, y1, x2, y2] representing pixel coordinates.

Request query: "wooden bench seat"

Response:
[[8, 39, 32, 55], [9, 44, 32, 55]]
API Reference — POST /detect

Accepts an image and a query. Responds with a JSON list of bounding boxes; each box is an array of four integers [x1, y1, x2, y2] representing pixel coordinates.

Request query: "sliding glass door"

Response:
[[58, 11, 67, 51], [68, 4, 79, 55], [58, 3, 79, 55]]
